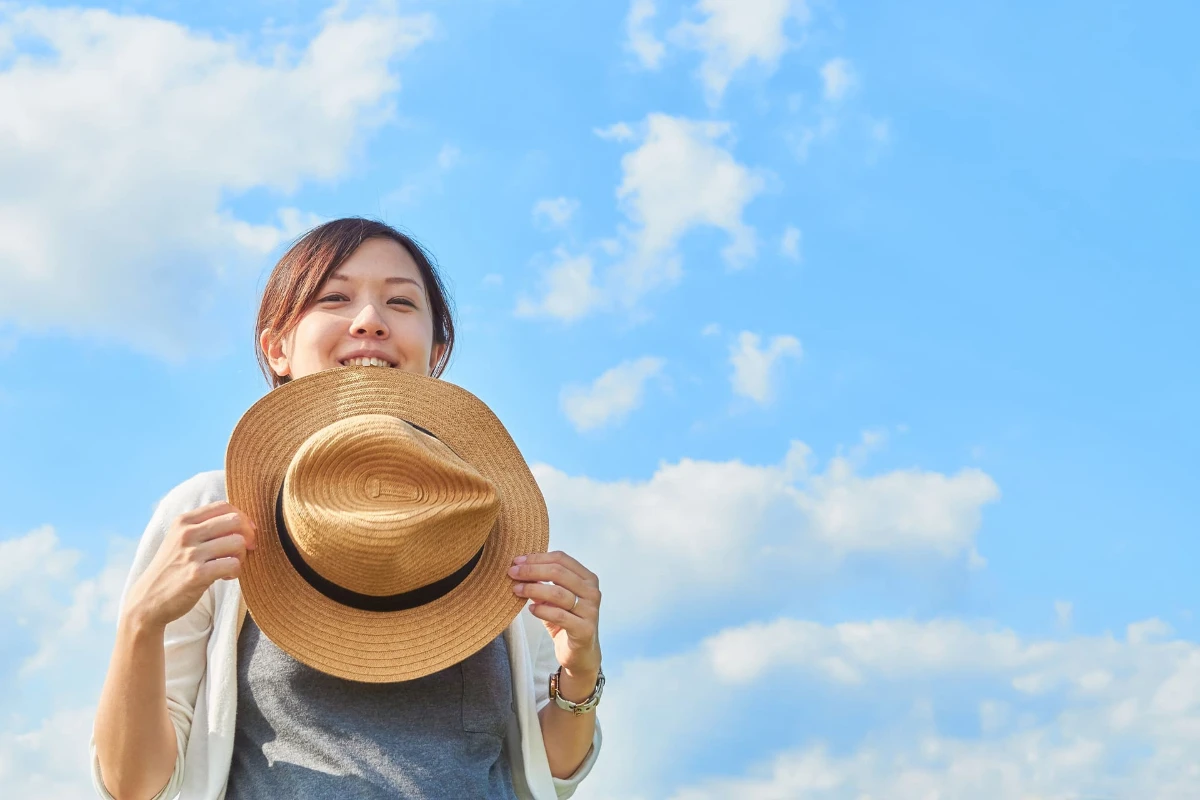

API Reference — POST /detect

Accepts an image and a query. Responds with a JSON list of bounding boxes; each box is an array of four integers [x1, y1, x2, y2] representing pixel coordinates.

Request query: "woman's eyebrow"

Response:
[[328, 273, 421, 287]]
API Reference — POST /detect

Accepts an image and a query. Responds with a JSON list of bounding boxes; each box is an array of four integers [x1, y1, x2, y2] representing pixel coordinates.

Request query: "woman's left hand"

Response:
[[509, 550, 602, 677]]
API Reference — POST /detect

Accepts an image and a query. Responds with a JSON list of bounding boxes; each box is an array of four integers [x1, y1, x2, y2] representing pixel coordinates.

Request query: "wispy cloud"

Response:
[[626, 0, 666, 69], [532, 196, 580, 229], [515, 249, 604, 322], [561, 356, 666, 431], [594, 121, 636, 142], [780, 225, 802, 261], [385, 142, 464, 207], [730, 331, 802, 404], [820, 56, 857, 101], [1056, 600, 1074, 629], [633, 0, 811, 106], [520, 114, 765, 322], [0, 526, 134, 795], [785, 56, 887, 164]]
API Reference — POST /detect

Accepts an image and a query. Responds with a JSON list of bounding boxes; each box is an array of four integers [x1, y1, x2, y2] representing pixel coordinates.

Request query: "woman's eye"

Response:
[[317, 293, 413, 306]]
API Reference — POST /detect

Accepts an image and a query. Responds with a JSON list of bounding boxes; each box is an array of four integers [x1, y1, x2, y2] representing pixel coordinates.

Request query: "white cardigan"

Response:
[[89, 471, 601, 800]]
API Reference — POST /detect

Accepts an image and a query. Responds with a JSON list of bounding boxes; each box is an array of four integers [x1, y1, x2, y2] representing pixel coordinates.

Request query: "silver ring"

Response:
[[571, 593, 579, 611]]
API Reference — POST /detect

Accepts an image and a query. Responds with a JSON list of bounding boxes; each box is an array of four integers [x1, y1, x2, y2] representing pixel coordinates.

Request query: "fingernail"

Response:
[[508, 565, 521, 576], [513, 555, 527, 564]]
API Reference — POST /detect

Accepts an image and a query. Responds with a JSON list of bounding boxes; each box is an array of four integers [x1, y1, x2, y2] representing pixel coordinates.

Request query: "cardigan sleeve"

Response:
[[89, 472, 225, 800], [522, 609, 604, 799]]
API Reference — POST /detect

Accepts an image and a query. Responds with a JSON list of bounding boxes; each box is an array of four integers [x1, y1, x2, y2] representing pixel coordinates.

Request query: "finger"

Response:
[[514, 581, 591, 614], [528, 601, 597, 640], [189, 511, 257, 550], [513, 550, 597, 586], [198, 532, 248, 563], [508, 562, 597, 601], [201, 556, 243, 583], [178, 501, 240, 526]]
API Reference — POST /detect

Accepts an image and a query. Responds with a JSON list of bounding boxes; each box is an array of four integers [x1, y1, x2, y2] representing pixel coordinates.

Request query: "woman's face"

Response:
[[261, 237, 443, 381]]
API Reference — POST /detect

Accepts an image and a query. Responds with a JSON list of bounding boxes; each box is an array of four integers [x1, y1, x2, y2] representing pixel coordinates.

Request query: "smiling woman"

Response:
[[89, 217, 605, 800], [255, 219, 456, 385]]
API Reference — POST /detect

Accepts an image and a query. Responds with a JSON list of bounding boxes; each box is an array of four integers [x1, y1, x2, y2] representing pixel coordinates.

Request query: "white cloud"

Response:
[[1129, 618, 1173, 645], [614, 114, 763, 289], [515, 249, 604, 322], [532, 196, 580, 229], [788, 60, 886, 164], [1056, 600, 1074, 629], [0, 706, 102, 800], [664, 735, 1112, 800], [704, 618, 1031, 685], [0, 526, 134, 796], [730, 330, 802, 403], [797, 460, 1001, 557], [228, 207, 325, 254], [536, 439, 998, 628], [820, 56, 857, 101], [20, 544, 131, 677], [0, 525, 79, 594], [385, 141, 463, 207], [790, 125, 818, 161], [0, 3, 433, 358], [593, 121, 636, 142], [780, 225, 802, 261], [436, 143, 461, 170], [561, 356, 665, 431], [789, 112, 841, 162], [626, 0, 665, 69], [668, 0, 810, 105], [521, 114, 764, 321], [0, 526, 132, 678], [576, 614, 1200, 800], [870, 117, 891, 144]]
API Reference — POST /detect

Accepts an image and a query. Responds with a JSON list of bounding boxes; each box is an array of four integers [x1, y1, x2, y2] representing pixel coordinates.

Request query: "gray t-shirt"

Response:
[[224, 616, 520, 799]]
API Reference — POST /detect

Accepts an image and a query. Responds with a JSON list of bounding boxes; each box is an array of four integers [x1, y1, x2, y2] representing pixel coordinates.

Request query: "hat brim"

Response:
[[225, 367, 549, 683]]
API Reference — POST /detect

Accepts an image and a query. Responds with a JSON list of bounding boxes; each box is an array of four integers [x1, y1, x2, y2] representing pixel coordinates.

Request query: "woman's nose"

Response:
[[350, 304, 389, 338]]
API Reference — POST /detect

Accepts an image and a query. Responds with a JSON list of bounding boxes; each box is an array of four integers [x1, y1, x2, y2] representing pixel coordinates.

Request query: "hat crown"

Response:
[[282, 414, 499, 597]]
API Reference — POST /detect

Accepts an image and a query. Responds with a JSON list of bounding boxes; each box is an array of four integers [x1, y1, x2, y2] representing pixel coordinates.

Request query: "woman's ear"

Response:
[[259, 329, 291, 378], [428, 341, 447, 375]]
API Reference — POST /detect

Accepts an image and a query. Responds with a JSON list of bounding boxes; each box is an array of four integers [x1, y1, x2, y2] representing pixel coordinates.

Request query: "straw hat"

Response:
[[225, 366, 549, 683]]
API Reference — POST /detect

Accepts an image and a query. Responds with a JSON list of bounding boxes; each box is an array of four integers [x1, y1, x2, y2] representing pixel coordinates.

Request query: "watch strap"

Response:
[[549, 666, 604, 716]]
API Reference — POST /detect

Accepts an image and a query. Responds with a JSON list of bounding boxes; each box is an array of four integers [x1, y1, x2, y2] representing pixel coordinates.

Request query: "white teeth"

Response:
[[340, 357, 393, 367]]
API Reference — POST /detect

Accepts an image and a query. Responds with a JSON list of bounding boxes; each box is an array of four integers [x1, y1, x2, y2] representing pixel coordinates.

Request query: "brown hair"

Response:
[[255, 217, 455, 387]]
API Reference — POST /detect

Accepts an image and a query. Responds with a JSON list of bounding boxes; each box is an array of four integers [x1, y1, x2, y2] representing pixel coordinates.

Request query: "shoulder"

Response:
[[154, 469, 227, 519]]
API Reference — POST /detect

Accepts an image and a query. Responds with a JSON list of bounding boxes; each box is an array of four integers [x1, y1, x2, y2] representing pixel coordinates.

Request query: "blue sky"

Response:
[[1, 0, 1198, 797]]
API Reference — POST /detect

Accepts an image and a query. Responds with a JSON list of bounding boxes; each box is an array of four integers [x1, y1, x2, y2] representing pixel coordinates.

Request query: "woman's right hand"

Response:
[[123, 501, 258, 630]]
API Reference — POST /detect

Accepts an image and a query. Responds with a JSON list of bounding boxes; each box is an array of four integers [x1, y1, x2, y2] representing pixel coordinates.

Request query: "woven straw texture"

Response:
[[225, 367, 549, 683]]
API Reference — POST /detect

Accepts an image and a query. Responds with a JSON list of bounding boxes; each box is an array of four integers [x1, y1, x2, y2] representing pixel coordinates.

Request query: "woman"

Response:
[[90, 218, 604, 799]]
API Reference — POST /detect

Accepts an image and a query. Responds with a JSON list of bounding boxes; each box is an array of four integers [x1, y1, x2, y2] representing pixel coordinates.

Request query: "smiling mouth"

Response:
[[339, 357, 396, 368]]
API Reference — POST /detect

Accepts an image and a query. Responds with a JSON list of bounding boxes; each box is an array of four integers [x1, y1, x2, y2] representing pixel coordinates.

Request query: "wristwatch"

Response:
[[548, 666, 605, 716]]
